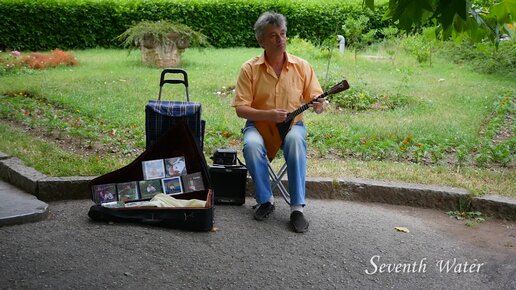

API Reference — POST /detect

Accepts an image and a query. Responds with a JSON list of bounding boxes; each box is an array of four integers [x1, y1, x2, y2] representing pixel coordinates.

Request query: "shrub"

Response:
[[21, 49, 78, 69], [0, 0, 390, 50], [442, 40, 516, 77], [0, 49, 77, 74], [0, 50, 25, 75], [331, 87, 376, 111]]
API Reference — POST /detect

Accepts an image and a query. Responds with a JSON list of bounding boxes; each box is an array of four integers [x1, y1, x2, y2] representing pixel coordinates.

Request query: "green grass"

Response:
[[0, 123, 127, 176], [0, 45, 514, 197]]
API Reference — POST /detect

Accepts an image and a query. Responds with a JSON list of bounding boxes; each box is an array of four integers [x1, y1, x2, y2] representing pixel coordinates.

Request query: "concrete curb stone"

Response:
[[471, 195, 516, 220], [0, 157, 47, 195], [0, 152, 10, 160], [305, 177, 470, 211], [1, 154, 515, 221], [247, 177, 470, 211], [0, 181, 48, 227], [0, 157, 94, 201], [38, 176, 95, 201]]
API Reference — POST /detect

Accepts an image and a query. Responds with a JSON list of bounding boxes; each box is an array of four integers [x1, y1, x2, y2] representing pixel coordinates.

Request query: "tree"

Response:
[[364, 0, 515, 48], [342, 15, 377, 62]]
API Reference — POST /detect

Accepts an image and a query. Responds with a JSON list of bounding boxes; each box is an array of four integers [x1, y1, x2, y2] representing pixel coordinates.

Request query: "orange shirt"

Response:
[[232, 52, 323, 123]]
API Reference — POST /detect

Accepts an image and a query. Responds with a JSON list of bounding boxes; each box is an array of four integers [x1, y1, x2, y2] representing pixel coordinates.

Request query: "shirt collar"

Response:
[[256, 51, 298, 69]]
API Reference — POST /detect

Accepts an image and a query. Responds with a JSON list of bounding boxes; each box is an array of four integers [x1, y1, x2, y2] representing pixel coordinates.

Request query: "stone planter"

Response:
[[139, 32, 190, 68]]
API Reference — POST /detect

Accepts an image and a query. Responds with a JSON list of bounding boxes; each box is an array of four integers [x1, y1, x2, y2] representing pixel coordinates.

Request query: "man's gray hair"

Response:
[[254, 11, 287, 40]]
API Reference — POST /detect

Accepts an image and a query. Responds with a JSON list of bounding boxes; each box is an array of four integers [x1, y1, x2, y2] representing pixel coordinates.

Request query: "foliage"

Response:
[[342, 15, 378, 61], [0, 0, 125, 51], [364, 0, 515, 48], [447, 210, 486, 225], [474, 94, 515, 167], [331, 86, 376, 111], [399, 28, 439, 65], [441, 39, 516, 77], [379, 26, 400, 61], [0, 49, 78, 76], [461, 1, 516, 49], [288, 36, 327, 60], [0, 0, 389, 51], [116, 20, 210, 51], [0, 51, 25, 75]]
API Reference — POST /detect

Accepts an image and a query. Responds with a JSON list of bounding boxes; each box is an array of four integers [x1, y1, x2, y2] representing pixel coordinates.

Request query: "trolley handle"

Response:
[[158, 68, 189, 101]]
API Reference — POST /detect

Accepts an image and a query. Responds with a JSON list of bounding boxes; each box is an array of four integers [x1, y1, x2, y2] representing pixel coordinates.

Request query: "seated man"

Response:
[[231, 11, 327, 233]]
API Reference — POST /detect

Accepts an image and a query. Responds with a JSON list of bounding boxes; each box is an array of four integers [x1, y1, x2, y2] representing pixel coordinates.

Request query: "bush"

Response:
[[21, 49, 78, 69], [0, 0, 389, 51], [0, 49, 77, 75], [329, 86, 414, 111], [442, 40, 516, 77], [331, 87, 376, 111]]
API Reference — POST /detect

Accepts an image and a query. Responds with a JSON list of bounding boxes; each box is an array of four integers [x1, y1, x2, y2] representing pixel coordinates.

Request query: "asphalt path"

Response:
[[1, 198, 515, 289]]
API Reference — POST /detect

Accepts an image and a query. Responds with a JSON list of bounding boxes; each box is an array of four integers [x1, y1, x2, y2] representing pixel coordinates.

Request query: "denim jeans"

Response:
[[242, 121, 307, 206]]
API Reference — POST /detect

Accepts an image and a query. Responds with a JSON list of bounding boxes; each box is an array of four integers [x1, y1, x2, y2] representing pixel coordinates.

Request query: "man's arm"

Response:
[[235, 105, 289, 123]]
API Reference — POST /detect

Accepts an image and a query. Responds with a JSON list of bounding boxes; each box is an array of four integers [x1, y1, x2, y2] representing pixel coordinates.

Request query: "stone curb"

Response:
[[0, 184, 49, 227], [1, 155, 515, 220], [0, 157, 95, 202]]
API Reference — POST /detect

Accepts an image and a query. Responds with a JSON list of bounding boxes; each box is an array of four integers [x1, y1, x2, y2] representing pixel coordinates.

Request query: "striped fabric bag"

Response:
[[145, 69, 205, 150], [145, 100, 205, 150]]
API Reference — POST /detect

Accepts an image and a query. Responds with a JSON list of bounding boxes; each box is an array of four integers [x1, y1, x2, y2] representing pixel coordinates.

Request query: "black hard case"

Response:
[[88, 123, 213, 231]]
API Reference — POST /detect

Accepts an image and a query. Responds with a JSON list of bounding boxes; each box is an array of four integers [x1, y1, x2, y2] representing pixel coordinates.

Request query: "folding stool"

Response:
[[267, 158, 290, 205]]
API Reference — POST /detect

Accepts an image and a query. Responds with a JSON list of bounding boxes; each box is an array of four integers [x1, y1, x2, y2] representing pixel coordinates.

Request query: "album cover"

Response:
[[182, 172, 205, 193], [138, 179, 163, 199], [142, 159, 166, 180], [117, 181, 139, 202], [164, 156, 187, 177], [92, 183, 117, 204], [162, 176, 183, 195]]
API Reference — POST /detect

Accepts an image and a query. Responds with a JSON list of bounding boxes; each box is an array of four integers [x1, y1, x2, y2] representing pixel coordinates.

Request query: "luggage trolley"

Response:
[[145, 69, 205, 151]]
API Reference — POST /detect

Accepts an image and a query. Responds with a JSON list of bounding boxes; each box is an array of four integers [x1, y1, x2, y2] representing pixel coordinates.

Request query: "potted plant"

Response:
[[117, 20, 210, 68]]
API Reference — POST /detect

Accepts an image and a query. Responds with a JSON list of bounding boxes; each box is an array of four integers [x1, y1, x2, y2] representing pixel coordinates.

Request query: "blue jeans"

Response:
[[242, 121, 307, 206]]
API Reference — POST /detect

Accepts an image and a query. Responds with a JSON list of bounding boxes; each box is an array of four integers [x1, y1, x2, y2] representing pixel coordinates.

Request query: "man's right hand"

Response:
[[235, 106, 288, 123], [270, 109, 289, 123]]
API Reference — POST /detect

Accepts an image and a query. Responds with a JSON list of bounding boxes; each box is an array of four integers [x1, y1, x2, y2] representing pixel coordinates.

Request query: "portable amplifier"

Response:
[[209, 165, 247, 205]]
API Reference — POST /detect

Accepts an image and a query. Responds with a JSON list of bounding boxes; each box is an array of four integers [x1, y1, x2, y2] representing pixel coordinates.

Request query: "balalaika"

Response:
[[255, 80, 350, 161]]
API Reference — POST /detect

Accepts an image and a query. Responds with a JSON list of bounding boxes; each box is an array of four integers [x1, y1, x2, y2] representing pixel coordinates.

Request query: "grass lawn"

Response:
[[0, 45, 514, 198]]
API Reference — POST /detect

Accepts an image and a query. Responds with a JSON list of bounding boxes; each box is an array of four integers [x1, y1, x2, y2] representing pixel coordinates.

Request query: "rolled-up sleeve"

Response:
[[302, 62, 323, 103], [232, 63, 253, 107]]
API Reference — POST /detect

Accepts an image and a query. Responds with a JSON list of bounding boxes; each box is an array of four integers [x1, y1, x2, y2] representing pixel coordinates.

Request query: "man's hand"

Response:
[[236, 106, 288, 122], [311, 98, 328, 114], [270, 109, 289, 123]]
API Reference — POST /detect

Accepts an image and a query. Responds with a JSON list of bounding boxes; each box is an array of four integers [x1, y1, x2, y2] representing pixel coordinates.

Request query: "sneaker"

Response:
[[290, 211, 309, 233], [254, 202, 275, 221]]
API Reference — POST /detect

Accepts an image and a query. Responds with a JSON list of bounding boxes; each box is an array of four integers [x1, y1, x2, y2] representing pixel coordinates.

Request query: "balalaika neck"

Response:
[[285, 91, 329, 123]]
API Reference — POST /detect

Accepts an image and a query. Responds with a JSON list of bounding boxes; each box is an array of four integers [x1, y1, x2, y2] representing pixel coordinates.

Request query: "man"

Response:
[[231, 11, 327, 233]]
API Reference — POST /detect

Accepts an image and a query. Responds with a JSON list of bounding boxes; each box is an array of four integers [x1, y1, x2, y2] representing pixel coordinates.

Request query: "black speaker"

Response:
[[209, 165, 247, 205]]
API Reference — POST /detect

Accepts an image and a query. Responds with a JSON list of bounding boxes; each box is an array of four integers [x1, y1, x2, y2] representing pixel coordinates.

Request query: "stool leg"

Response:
[[268, 162, 290, 205]]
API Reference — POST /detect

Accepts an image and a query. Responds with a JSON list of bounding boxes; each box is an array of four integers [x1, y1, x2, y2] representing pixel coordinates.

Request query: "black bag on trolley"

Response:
[[145, 69, 205, 150]]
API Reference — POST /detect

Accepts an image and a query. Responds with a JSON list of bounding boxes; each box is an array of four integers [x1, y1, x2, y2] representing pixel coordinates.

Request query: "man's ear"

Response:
[[256, 37, 264, 48]]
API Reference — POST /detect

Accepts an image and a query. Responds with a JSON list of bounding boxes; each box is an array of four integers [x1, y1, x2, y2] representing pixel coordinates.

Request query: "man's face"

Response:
[[258, 24, 287, 54]]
